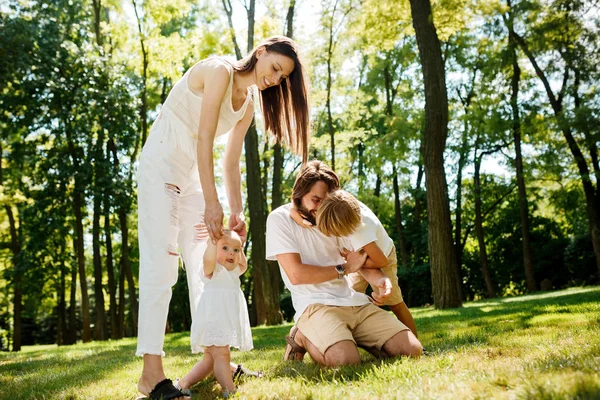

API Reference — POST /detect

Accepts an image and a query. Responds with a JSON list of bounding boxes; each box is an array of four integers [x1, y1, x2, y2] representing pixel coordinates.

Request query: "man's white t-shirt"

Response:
[[348, 201, 394, 256], [266, 203, 370, 322]]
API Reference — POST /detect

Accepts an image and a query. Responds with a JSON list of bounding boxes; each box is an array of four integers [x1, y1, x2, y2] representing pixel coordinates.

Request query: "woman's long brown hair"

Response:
[[234, 36, 309, 162]]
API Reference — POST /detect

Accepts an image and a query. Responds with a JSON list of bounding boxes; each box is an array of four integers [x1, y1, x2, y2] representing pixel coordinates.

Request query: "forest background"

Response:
[[0, 0, 599, 351]]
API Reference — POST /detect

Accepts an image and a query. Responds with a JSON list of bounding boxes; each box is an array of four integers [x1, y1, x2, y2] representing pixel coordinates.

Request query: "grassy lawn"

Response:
[[1, 286, 599, 399]]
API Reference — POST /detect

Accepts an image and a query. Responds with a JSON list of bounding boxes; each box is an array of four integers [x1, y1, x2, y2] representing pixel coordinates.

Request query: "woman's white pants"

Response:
[[135, 126, 206, 356]]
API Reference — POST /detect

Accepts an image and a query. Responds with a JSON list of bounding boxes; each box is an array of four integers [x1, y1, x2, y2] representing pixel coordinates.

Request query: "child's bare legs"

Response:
[[206, 345, 235, 393], [178, 352, 214, 390], [389, 302, 418, 338]]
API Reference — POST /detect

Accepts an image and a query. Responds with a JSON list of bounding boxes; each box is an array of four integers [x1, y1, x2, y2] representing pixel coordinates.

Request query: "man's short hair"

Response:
[[292, 160, 340, 210], [316, 190, 362, 237]]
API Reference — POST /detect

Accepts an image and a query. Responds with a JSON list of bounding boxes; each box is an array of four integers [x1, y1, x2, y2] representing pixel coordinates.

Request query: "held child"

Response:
[[316, 190, 419, 337], [176, 230, 253, 397]]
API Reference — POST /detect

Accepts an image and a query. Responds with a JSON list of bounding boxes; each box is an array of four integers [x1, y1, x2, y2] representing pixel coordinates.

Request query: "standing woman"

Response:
[[136, 36, 309, 400]]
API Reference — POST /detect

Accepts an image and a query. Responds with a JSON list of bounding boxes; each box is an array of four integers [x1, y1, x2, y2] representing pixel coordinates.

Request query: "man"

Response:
[[266, 160, 422, 366]]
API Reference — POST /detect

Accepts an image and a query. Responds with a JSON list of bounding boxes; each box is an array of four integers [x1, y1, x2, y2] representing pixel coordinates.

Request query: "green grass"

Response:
[[1, 286, 599, 399]]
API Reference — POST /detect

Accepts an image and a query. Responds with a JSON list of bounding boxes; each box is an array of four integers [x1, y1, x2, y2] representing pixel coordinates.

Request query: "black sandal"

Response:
[[148, 378, 188, 400], [233, 364, 263, 381]]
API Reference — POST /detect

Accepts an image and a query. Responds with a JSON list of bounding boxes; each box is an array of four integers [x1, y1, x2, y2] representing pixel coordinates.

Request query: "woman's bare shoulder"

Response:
[[188, 57, 231, 92]]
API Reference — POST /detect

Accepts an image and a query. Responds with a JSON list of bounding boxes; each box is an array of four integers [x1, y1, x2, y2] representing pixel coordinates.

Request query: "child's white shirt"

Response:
[[348, 201, 394, 256]]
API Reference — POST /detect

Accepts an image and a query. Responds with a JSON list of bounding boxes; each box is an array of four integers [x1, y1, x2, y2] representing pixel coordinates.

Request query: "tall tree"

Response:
[[506, 3, 536, 291], [409, 0, 462, 308]]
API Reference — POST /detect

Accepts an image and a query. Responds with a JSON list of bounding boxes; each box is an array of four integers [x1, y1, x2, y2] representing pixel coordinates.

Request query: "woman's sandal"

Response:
[[233, 364, 263, 381], [283, 326, 306, 361], [147, 378, 188, 400]]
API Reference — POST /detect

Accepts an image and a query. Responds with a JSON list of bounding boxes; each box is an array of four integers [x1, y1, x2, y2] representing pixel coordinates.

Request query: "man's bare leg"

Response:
[[138, 354, 190, 399], [293, 329, 361, 366], [389, 302, 419, 338], [381, 329, 422, 358]]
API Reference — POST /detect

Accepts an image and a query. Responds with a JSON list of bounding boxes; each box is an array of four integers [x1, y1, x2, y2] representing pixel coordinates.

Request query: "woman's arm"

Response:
[[224, 103, 254, 241], [194, 62, 231, 243], [203, 240, 218, 278]]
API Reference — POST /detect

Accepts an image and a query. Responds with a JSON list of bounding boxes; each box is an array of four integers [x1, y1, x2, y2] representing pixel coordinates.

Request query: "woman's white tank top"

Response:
[[152, 56, 253, 160]]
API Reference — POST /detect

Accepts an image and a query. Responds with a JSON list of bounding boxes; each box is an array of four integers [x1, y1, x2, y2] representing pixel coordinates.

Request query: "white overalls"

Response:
[[136, 57, 252, 356]]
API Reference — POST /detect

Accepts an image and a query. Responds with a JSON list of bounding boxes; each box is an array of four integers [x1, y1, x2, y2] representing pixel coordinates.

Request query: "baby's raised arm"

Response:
[[239, 250, 248, 275], [203, 240, 218, 278]]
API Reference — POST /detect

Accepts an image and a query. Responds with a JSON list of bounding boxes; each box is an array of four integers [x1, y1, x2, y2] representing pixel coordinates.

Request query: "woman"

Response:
[[136, 36, 309, 399]]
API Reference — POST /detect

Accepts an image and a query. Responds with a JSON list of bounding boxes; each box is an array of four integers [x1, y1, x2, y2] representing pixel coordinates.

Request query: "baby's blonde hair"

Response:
[[219, 229, 243, 246], [316, 190, 362, 237]]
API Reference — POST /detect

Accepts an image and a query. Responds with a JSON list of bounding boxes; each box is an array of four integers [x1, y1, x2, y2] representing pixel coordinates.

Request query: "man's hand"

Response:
[[370, 277, 392, 306], [229, 212, 247, 243], [343, 250, 367, 274], [204, 201, 224, 243]]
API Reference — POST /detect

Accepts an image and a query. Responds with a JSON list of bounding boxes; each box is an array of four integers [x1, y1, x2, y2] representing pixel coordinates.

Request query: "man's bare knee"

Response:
[[383, 330, 423, 358], [323, 340, 361, 366]]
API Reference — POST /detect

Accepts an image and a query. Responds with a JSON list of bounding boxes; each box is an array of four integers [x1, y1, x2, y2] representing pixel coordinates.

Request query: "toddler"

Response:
[[316, 190, 418, 337], [176, 229, 253, 397]]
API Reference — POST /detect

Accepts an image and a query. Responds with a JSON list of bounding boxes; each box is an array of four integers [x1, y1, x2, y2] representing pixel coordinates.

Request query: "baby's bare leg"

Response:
[[206, 346, 235, 392], [179, 351, 214, 389]]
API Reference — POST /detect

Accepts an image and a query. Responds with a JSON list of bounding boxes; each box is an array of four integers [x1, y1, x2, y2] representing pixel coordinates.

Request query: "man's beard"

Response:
[[296, 204, 317, 226]]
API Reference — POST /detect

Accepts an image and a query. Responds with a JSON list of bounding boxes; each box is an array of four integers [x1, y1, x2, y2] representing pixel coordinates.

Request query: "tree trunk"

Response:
[[374, 174, 382, 198], [73, 189, 92, 342], [409, 0, 461, 308], [67, 237, 78, 345], [474, 156, 497, 298], [93, 169, 107, 340], [120, 208, 138, 334], [393, 166, 409, 267], [0, 143, 22, 351], [118, 248, 126, 338], [57, 255, 67, 346], [65, 120, 92, 342], [509, 27, 536, 291], [413, 163, 425, 264], [6, 205, 22, 351], [104, 186, 118, 339], [454, 130, 467, 299]]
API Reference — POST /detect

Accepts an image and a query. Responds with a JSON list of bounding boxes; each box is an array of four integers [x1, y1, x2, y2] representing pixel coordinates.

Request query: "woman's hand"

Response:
[[229, 212, 247, 243], [204, 201, 224, 243]]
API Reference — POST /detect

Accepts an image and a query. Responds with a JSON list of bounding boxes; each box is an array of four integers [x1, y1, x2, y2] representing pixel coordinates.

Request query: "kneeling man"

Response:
[[266, 160, 422, 366]]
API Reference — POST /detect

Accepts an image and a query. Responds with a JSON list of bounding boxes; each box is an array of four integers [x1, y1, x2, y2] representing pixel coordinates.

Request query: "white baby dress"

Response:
[[190, 263, 253, 353]]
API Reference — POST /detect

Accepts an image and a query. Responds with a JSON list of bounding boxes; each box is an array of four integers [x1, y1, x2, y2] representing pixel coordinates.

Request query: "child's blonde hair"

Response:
[[316, 190, 362, 237]]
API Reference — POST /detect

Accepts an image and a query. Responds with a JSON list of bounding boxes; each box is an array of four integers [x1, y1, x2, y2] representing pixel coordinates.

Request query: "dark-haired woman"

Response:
[[136, 36, 309, 399]]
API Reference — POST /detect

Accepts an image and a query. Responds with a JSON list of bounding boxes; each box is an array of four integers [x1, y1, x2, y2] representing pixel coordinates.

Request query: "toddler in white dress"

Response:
[[177, 229, 253, 397]]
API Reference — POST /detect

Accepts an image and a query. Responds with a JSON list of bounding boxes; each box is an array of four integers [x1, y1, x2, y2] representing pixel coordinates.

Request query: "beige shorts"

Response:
[[346, 246, 404, 306], [296, 303, 408, 356]]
